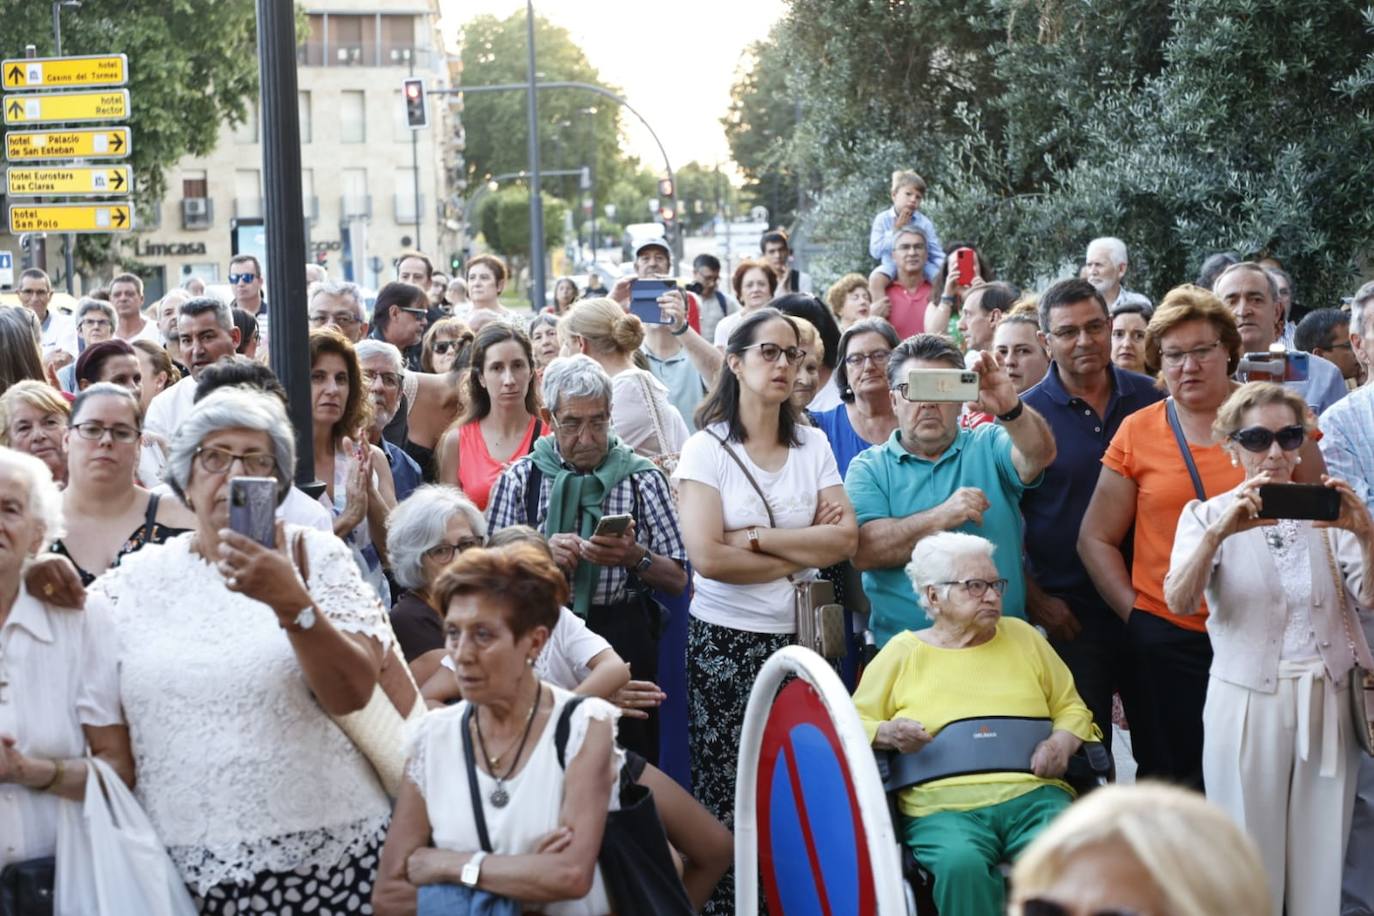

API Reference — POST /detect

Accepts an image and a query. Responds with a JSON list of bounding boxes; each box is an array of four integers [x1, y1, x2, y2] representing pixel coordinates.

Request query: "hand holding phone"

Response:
[[593, 513, 633, 538], [629, 279, 675, 325], [954, 248, 976, 287], [229, 477, 278, 547]]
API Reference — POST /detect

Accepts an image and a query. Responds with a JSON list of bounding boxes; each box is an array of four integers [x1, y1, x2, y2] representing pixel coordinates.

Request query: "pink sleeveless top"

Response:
[[456, 416, 539, 510]]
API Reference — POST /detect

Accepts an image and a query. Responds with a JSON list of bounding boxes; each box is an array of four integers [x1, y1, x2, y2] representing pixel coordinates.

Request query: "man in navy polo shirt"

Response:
[[1021, 277, 1164, 747]]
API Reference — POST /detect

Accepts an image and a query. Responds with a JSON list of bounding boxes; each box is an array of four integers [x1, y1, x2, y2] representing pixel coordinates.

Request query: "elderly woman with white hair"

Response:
[[1009, 783, 1270, 916], [386, 484, 488, 663], [75, 387, 397, 913], [0, 447, 132, 897], [852, 530, 1098, 916]]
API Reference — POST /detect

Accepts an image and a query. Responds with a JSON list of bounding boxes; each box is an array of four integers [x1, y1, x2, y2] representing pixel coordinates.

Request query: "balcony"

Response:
[[341, 195, 372, 219], [394, 193, 425, 224], [181, 198, 213, 230]]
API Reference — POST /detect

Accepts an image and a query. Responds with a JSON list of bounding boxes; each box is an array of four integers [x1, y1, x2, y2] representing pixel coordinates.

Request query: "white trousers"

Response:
[[1203, 661, 1361, 916]]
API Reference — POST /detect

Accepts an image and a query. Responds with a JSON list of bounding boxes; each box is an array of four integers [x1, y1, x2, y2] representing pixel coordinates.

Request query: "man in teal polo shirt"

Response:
[[847, 333, 1057, 646]]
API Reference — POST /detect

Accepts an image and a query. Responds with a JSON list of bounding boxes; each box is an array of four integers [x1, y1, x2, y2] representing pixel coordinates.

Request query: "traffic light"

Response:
[[450, 254, 462, 273], [403, 78, 428, 129], [659, 203, 676, 223], [657, 177, 674, 199]]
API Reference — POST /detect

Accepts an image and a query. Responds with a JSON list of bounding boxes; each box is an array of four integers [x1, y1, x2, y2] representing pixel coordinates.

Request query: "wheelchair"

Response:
[[873, 716, 1113, 915]]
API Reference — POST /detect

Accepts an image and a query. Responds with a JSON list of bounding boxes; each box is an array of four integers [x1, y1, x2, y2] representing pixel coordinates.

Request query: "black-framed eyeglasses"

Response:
[[361, 369, 402, 390], [194, 445, 278, 476], [228, 272, 258, 285], [309, 312, 359, 327], [71, 421, 139, 443], [739, 342, 806, 366], [551, 414, 611, 437], [1020, 899, 1145, 916], [843, 349, 892, 368], [1159, 339, 1223, 367], [400, 306, 429, 318], [1230, 424, 1305, 453], [934, 577, 1008, 598], [425, 536, 485, 564]]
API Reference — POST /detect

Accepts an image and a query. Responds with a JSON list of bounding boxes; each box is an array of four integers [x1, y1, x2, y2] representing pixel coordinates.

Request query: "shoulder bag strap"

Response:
[[141, 492, 161, 541], [704, 429, 777, 528], [461, 705, 494, 852], [554, 695, 589, 770], [524, 463, 544, 530], [634, 370, 671, 458], [1321, 529, 1363, 667], [1165, 398, 1207, 502]]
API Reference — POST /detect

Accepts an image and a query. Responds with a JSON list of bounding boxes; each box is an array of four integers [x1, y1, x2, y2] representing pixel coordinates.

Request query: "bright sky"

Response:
[[437, 0, 786, 178]]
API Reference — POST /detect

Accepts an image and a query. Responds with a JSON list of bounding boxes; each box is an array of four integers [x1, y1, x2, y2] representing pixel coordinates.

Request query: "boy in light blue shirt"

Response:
[[868, 170, 944, 305]]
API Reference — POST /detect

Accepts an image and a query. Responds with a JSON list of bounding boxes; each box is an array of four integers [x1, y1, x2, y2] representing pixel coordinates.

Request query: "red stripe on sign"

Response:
[[781, 735, 834, 916]]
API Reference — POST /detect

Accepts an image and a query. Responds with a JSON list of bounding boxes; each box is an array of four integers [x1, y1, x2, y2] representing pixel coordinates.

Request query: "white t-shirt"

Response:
[[39, 308, 78, 357], [672, 421, 843, 633], [143, 375, 199, 441], [808, 381, 843, 413], [443, 607, 611, 693], [713, 311, 744, 348]]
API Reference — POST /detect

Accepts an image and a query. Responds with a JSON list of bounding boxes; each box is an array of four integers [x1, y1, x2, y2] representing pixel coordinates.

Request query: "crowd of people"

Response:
[[4, 171, 1374, 916]]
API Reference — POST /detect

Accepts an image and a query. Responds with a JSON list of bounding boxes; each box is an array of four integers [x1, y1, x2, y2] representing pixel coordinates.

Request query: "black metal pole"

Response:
[[53, 3, 75, 295], [409, 51, 422, 253], [524, 0, 546, 311], [255, 0, 314, 485]]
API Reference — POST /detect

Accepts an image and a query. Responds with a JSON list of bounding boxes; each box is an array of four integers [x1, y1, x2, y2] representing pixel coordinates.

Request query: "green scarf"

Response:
[[529, 432, 658, 616]]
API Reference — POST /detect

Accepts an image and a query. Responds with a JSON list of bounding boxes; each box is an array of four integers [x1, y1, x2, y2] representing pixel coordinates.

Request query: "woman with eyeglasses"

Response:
[[1079, 286, 1327, 791], [1162, 382, 1373, 916], [76, 387, 396, 912], [311, 329, 398, 603], [0, 380, 71, 487], [810, 318, 902, 477], [855, 530, 1098, 916], [44, 384, 194, 586], [420, 317, 473, 376], [673, 307, 858, 914], [435, 323, 542, 512]]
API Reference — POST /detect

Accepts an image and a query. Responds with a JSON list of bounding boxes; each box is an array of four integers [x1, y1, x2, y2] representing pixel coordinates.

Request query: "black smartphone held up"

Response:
[[1257, 483, 1341, 521], [629, 278, 675, 325], [229, 476, 278, 547]]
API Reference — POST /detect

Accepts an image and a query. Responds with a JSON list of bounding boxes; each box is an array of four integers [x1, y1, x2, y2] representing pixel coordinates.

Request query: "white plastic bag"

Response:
[[54, 756, 197, 916]]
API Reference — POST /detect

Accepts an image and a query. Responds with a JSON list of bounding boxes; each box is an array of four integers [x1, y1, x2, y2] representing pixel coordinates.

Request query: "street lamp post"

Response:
[[524, 1, 546, 312]]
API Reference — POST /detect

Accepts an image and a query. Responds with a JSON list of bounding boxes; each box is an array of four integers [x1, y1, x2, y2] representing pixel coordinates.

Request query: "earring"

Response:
[[527, 656, 535, 667], [1295, 456, 1303, 465], [1230, 455, 1239, 467]]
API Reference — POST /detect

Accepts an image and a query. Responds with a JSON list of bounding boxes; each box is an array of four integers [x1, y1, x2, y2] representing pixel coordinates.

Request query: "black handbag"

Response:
[[0, 857, 54, 916], [555, 698, 695, 916]]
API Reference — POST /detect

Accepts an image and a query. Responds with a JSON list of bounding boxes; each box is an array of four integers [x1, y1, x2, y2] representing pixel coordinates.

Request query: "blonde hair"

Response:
[[792, 317, 824, 362], [0, 380, 70, 446], [1213, 381, 1314, 444], [890, 169, 927, 195], [1145, 285, 1242, 377], [825, 273, 870, 317], [1010, 783, 1268, 916], [559, 296, 644, 356]]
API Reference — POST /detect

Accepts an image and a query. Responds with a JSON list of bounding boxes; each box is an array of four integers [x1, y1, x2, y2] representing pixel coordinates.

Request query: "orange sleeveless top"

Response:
[[456, 416, 539, 511]]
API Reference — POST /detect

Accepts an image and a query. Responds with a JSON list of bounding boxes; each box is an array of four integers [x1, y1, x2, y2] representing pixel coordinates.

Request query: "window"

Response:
[[182, 170, 208, 199], [342, 168, 370, 218], [340, 91, 366, 144], [382, 15, 418, 66], [330, 15, 376, 66], [299, 14, 325, 67], [232, 100, 258, 144], [395, 167, 420, 223], [235, 169, 262, 219], [298, 91, 312, 144]]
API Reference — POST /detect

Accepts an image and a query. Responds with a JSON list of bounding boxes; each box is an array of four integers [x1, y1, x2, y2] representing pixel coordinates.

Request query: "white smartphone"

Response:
[[593, 513, 633, 537], [904, 368, 980, 402]]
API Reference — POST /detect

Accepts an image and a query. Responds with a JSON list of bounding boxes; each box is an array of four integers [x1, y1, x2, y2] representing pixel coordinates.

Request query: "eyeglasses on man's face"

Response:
[[309, 311, 358, 328], [229, 272, 258, 285], [361, 369, 402, 390], [551, 414, 611, 438]]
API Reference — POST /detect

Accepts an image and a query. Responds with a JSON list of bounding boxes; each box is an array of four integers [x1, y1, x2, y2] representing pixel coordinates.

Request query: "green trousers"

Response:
[[902, 785, 1072, 916]]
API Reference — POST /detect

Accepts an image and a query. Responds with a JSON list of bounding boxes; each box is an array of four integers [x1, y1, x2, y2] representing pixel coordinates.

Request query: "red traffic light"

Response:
[[402, 78, 428, 129]]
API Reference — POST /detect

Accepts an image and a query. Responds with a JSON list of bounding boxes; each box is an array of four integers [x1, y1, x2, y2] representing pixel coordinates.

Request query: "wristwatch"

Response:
[[747, 527, 762, 553], [461, 850, 487, 887], [634, 547, 654, 573], [283, 604, 317, 632]]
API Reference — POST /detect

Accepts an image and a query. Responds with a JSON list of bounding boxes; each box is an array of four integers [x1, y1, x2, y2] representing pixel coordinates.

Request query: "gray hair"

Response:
[[310, 280, 365, 321], [540, 354, 613, 417], [0, 445, 66, 543], [385, 485, 487, 590], [354, 339, 404, 374], [886, 333, 964, 388], [893, 224, 929, 246], [77, 298, 116, 325], [179, 295, 233, 332], [1352, 281, 1374, 339], [1088, 236, 1128, 267], [164, 388, 296, 506], [905, 531, 996, 614]]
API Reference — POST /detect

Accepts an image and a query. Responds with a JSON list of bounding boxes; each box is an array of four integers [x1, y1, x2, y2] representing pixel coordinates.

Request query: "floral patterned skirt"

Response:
[[192, 837, 381, 915], [688, 616, 792, 916]]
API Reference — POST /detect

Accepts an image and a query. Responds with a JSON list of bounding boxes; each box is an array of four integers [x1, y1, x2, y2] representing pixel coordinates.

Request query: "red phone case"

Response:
[[955, 249, 975, 286]]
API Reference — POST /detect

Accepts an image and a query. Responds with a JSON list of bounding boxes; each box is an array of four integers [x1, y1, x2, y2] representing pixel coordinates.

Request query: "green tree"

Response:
[[478, 185, 567, 266], [459, 12, 629, 221], [3, 0, 263, 275], [723, 35, 799, 227], [674, 161, 736, 232]]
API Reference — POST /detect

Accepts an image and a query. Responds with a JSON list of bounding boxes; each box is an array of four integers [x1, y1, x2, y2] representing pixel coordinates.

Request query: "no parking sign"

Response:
[[735, 646, 907, 914]]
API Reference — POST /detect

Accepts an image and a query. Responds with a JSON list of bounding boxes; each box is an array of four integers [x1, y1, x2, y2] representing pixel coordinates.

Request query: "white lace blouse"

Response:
[[77, 526, 394, 893]]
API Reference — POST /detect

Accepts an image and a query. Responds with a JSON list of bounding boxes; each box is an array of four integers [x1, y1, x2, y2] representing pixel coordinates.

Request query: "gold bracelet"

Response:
[[36, 758, 63, 792]]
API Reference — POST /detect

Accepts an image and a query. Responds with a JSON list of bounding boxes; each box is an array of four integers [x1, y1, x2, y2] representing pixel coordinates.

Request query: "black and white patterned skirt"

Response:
[[191, 839, 381, 916]]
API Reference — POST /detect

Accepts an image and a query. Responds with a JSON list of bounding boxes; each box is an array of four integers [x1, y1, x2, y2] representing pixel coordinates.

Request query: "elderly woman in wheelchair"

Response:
[[853, 531, 1102, 916]]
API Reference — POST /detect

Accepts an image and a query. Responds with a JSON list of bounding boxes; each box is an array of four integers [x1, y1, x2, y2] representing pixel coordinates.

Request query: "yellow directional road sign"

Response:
[[1, 55, 128, 89], [4, 127, 131, 160], [7, 166, 131, 197], [8, 202, 132, 234], [2, 90, 129, 126]]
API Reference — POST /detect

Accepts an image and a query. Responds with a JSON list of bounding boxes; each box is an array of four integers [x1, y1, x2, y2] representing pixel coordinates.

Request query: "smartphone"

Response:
[[904, 368, 980, 402], [1236, 349, 1310, 383], [229, 477, 278, 547], [629, 278, 675, 325], [954, 248, 976, 286], [593, 513, 633, 538], [1258, 483, 1340, 521]]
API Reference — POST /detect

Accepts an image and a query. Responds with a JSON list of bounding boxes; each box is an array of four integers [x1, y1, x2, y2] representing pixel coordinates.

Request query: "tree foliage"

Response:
[[723, 35, 799, 227], [755, 0, 1374, 308], [3, 0, 262, 275], [458, 12, 631, 228], [477, 185, 567, 264]]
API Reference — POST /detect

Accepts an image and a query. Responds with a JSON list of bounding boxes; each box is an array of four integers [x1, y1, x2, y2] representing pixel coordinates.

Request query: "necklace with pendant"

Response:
[[474, 681, 542, 808]]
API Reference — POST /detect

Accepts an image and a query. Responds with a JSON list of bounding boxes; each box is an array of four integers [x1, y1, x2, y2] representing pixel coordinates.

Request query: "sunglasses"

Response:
[[228, 273, 258, 285], [433, 340, 458, 355], [1021, 900, 1145, 916], [1229, 424, 1305, 453]]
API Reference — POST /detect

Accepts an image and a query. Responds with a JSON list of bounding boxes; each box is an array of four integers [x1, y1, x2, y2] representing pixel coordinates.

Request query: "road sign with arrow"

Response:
[[2, 89, 129, 125], [7, 202, 132, 234], [1, 55, 128, 90], [4, 127, 130, 161], [6, 165, 130, 197]]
